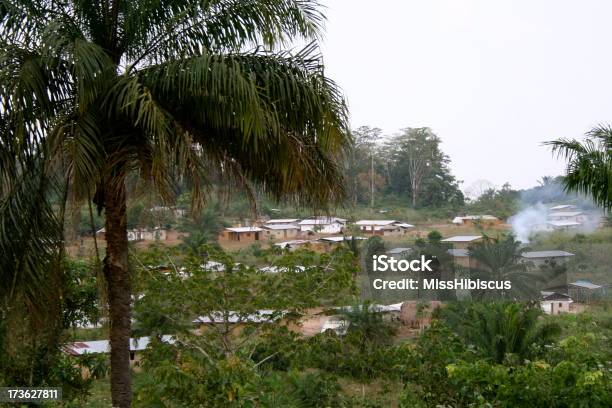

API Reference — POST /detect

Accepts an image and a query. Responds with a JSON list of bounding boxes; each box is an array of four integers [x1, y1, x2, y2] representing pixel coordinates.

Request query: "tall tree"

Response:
[[547, 125, 612, 210], [347, 126, 383, 207], [0, 1, 349, 406], [386, 127, 462, 208]]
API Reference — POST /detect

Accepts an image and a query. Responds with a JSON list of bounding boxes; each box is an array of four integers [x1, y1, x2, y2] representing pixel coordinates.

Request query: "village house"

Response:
[[127, 227, 168, 241], [547, 220, 582, 230], [451, 215, 501, 227], [100, 227, 169, 242], [314, 235, 366, 252], [355, 220, 415, 236], [261, 223, 300, 240], [568, 280, 604, 303], [218, 226, 264, 242], [64, 335, 174, 375], [440, 235, 483, 250], [540, 292, 573, 315], [521, 250, 574, 266], [548, 211, 587, 224], [298, 216, 347, 234], [386, 247, 412, 258], [320, 317, 350, 336]]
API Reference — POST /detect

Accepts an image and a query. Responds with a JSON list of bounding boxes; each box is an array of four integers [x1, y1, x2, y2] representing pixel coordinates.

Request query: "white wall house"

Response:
[[355, 220, 415, 236], [298, 217, 347, 234], [548, 211, 587, 224], [127, 227, 167, 241], [262, 224, 300, 239], [540, 292, 572, 315]]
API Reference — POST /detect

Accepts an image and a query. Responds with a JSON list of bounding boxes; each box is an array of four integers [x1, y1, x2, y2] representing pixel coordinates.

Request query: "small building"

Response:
[[127, 227, 168, 241], [521, 250, 574, 266], [441, 235, 483, 249], [320, 317, 350, 336], [219, 226, 264, 242], [547, 220, 582, 230], [355, 220, 414, 236], [64, 335, 174, 372], [452, 215, 501, 226], [540, 292, 573, 315], [548, 211, 587, 224], [298, 217, 347, 234], [315, 235, 366, 252], [261, 224, 300, 240], [386, 247, 412, 258], [568, 280, 604, 303]]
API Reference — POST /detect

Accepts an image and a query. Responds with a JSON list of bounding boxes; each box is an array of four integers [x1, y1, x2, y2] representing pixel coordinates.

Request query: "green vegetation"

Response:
[[548, 125, 612, 210], [1, 1, 352, 405]]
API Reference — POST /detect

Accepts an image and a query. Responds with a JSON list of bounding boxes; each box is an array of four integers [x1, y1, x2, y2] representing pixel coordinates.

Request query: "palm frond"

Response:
[[546, 126, 612, 210], [123, 0, 325, 66]]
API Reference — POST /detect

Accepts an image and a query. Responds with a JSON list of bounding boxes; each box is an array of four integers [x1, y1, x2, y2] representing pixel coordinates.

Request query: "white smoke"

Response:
[[509, 202, 603, 243], [508, 203, 548, 243]]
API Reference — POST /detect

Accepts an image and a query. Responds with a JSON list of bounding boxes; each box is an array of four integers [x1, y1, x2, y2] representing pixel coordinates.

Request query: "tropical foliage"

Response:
[[1, 1, 350, 405], [547, 125, 612, 210]]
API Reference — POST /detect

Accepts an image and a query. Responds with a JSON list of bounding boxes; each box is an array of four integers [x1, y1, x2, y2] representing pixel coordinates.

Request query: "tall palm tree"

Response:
[[547, 125, 612, 210], [0, 1, 349, 406], [468, 235, 540, 299]]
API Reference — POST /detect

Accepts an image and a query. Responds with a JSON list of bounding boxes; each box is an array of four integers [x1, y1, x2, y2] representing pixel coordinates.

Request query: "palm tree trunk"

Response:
[[103, 175, 132, 408]]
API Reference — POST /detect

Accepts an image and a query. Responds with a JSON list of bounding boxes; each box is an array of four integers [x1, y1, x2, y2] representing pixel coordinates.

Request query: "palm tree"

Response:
[[337, 300, 397, 346], [441, 302, 561, 364], [547, 125, 612, 210], [469, 235, 541, 299], [0, 2, 349, 406]]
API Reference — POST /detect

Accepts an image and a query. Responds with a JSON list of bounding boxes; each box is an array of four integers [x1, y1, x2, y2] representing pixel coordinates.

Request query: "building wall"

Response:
[[300, 223, 343, 234], [219, 231, 261, 242], [541, 300, 571, 315], [264, 229, 299, 240]]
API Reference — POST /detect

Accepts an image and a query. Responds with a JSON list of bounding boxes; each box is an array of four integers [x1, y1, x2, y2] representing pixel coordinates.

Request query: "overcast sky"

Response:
[[318, 0, 612, 191]]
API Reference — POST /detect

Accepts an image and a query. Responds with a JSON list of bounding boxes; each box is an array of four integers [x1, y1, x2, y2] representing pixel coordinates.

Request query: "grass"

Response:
[[82, 378, 112, 408]]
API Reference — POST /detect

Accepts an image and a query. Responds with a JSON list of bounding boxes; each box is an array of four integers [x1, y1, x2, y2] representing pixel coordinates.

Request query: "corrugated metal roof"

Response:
[[355, 220, 396, 225], [265, 219, 300, 223], [441, 235, 482, 242], [64, 335, 174, 356], [262, 224, 299, 230], [521, 250, 574, 258], [569, 281, 602, 290], [225, 227, 264, 232], [549, 211, 583, 217]]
